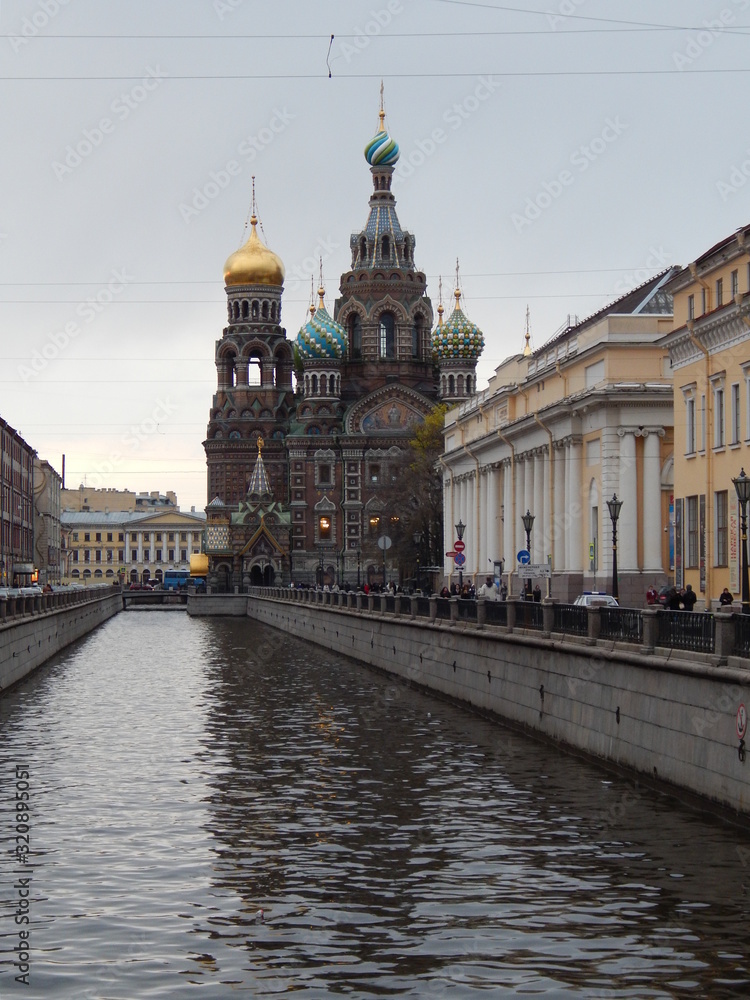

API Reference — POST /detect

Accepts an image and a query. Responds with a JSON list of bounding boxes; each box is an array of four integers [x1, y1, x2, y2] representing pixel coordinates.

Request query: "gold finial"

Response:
[[454, 258, 462, 306], [317, 256, 325, 309], [437, 276, 444, 325], [522, 305, 532, 356], [309, 276, 315, 318], [378, 79, 386, 132], [257, 436, 264, 453]]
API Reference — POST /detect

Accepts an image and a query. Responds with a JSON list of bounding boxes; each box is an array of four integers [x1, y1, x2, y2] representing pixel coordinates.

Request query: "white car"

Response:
[[573, 592, 619, 607]]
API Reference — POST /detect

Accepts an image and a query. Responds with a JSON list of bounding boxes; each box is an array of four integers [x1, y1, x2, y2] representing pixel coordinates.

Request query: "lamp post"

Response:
[[318, 547, 324, 588], [455, 519, 465, 592], [356, 546, 361, 590], [413, 530, 422, 592], [733, 468, 750, 614], [606, 493, 623, 602], [521, 509, 534, 598]]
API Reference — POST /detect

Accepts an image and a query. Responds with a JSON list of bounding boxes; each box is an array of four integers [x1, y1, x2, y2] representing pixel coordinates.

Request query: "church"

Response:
[[203, 100, 484, 591]]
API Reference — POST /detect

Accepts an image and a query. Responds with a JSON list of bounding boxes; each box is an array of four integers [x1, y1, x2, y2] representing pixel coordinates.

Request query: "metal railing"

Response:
[[657, 610, 715, 653], [600, 607, 644, 644], [435, 598, 452, 620], [737, 615, 750, 658], [484, 601, 508, 627], [514, 600, 544, 631], [553, 604, 588, 637], [416, 596, 432, 618]]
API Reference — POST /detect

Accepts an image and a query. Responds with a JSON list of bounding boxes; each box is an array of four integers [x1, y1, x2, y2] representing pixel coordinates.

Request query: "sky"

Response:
[[1, 0, 750, 512]]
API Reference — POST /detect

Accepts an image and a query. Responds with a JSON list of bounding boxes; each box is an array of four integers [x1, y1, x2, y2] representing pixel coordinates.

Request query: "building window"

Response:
[[180, 549, 187, 561], [180, 532, 187, 542], [318, 515, 331, 540], [132, 552, 137, 562], [84, 550, 90, 563], [131, 533, 137, 543], [156, 551, 162, 562], [168, 549, 174, 561], [687, 294, 694, 320], [715, 491, 728, 566], [106, 533, 112, 542], [732, 269, 739, 297], [168, 533, 174, 542], [685, 396, 696, 454], [156, 533, 162, 542], [118, 533, 124, 542], [379, 312, 395, 359], [143, 549, 150, 562], [84, 533, 90, 542], [95, 533, 101, 542], [368, 515, 380, 537], [107, 550, 113, 563], [72, 551, 79, 563], [118, 550, 124, 562], [686, 496, 699, 568], [412, 316, 422, 358], [716, 277, 723, 307], [714, 385, 725, 448], [73, 533, 79, 542], [701, 287, 708, 314], [370, 464, 380, 483], [700, 394, 706, 452], [318, 464, 331, 485], [731, 383, 741, 445]]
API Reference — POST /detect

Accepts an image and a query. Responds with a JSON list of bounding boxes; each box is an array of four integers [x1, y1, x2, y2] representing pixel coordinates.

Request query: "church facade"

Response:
[[203, 104, 484, 591]]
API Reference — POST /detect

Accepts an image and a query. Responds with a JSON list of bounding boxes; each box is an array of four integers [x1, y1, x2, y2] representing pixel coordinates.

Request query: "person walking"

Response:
[[719, 587, 734, 607], [681, 584, 697, 611]]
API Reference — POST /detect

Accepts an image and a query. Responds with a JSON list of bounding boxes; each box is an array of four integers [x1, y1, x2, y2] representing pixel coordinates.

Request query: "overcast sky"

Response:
[[1, 0, 749, 511]]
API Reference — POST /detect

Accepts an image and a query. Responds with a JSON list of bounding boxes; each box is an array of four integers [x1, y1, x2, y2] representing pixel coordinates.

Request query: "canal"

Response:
[[1, 610, 749, 998]]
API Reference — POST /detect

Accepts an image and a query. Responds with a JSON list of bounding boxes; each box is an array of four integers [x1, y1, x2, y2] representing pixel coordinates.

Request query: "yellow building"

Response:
[[61, 509, 206, 586], [663, 223, 750, 608], [442, 271, 678, 605]]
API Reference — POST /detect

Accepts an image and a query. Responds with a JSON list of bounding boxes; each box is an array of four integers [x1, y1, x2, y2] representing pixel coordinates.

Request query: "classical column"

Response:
[[553, 442, 565, 571], [515, 456, 525, 556], [643, 429, 664, 572], [533, 449, 545, 563], [567, 439, 583, 571], [503, 460, 514, 569], [618, 430, 638, 570], [524, 451, 534, 541]]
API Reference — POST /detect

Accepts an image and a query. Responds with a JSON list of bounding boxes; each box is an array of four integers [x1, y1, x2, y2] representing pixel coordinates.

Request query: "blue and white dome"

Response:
[[364, 107, 400, 166], [296, 291, 346, 361]]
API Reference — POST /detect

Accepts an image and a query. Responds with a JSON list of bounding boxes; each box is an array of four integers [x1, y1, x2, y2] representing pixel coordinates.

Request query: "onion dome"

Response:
[[432, 288, 485, 360], [364, 106, 400, 166], [223, 215, 285, 287], [296, 287, 346, 361]]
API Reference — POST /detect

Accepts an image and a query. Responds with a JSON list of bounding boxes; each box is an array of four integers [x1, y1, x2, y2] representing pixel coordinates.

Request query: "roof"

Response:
[[535, 267, 679, 355]]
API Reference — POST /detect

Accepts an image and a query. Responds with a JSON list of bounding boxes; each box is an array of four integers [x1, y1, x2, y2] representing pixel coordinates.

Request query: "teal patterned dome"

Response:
[[297, 291, 346, 361], [432, 290, 485, 361], [364, 107, 400, 166]]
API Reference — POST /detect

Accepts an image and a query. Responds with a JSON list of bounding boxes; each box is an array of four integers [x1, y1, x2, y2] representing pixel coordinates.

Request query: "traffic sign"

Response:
[[517, 549, 531, 565], [454, 553, 466, 567], [454, 540, 465, 553], [377, 535, 392, 551], [445, 550, 456, 558], [738, 703, 747, 741]]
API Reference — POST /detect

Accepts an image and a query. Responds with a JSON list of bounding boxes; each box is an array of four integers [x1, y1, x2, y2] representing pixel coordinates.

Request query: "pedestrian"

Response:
[[719, 587, 734, 607], [646, 584, 658, 605], [500, 581, 508, 601], [533, 584, 542, 603], [681, 584, 697, 611], [479, 575, 498, 600], [665, 587, 681, 610]]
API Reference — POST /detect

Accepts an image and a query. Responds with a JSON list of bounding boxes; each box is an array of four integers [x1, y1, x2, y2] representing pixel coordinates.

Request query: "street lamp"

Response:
[[413, 530, 422, 592], [356, 546, 361, 590], [733, 468, 750, 614], [318, 547, 324, 588], [521, 509, 534, 598], [455, 519, 465, 592], [606, 493, 623, 602]]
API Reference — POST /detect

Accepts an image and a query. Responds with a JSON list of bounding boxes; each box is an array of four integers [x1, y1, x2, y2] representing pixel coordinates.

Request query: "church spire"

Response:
[[247, 436, 272, 500]]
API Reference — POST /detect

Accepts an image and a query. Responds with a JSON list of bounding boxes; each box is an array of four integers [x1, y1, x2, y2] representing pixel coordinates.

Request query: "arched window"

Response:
[[411, 315, 422, 358], [466, 375, 473, 395], [320, 374, 328, 396], [262, 301, 269, 319], [252, 300, 259, 319], [311, 373, 319, 396], [382, 235, 391, 260], [241, 300, 249, 319], [449, 374, 455, 396], [379, 312, 395, 359], [457, 374, 464, 397], [349, 314, 362, 358]]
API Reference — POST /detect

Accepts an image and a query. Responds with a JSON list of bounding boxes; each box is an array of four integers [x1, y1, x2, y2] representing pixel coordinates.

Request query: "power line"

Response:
[[2, 69, 750, 80]]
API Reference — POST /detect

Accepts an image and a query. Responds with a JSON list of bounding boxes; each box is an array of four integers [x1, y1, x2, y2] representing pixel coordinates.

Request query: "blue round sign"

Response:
[[517, 549, 531, 565], [454, 553, 466, 567]]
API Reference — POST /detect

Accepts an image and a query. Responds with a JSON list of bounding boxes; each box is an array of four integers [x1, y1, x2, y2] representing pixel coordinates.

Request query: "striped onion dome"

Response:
[[296, 288, 346, 361], [432, 289, 485, 360], [364, 106, 400, 166]]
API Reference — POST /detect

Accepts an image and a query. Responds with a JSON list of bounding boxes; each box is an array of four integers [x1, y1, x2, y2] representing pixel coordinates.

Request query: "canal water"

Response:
[[1, 612, 750, 999]]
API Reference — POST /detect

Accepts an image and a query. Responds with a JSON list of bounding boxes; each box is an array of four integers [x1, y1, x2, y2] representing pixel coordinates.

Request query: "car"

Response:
[[19, 585, 43, 596], [573, 592, 619, 608]]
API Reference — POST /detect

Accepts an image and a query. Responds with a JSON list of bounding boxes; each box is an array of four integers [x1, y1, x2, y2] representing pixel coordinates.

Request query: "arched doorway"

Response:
[[216, 564, 231, 593], [250, 564, 275, 586]]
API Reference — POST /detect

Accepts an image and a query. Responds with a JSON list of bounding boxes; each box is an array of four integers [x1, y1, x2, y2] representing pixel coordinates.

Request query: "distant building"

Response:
[[61, 485, 178, 512], [33, 457, 62, 585], [61, 508, 206, 586], [0, 416, 35, 586], [441, 271, 678, 605], [662, 222, 750, 607]]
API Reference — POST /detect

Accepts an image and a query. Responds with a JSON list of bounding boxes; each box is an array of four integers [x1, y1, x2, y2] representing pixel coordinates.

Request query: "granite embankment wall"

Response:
[[0, 589, 121, 693], [234, 593, 750, 818]]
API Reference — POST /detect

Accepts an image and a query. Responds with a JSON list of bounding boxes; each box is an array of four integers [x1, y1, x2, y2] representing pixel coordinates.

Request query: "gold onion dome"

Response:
[[223, 215, 285, 287]]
